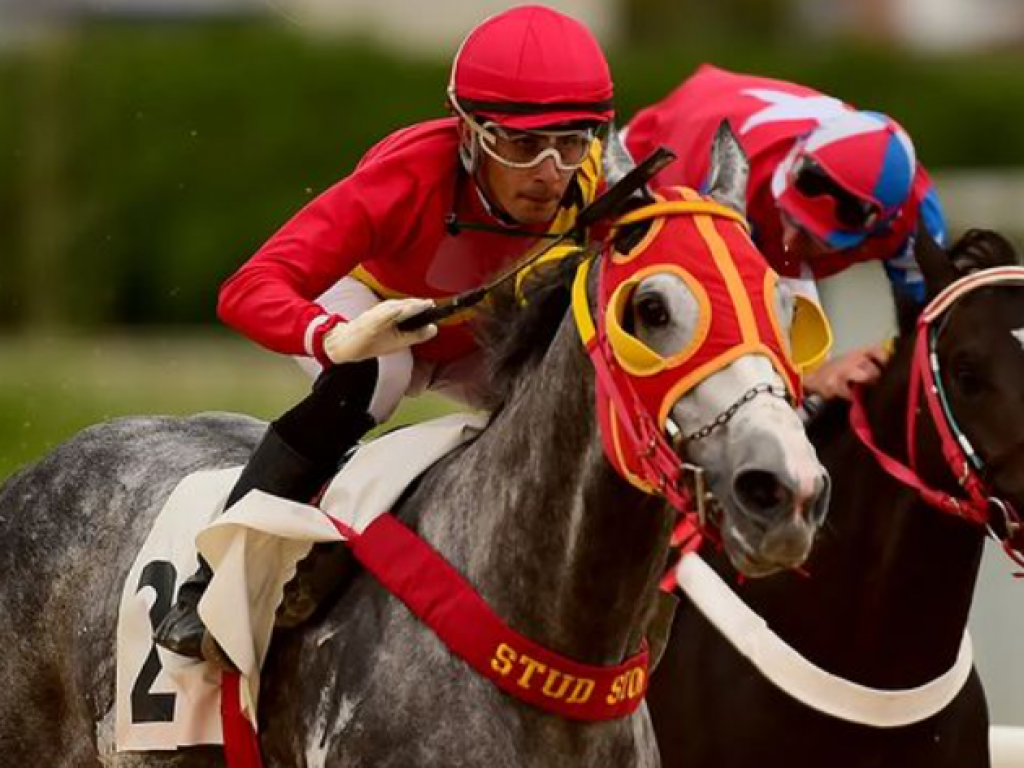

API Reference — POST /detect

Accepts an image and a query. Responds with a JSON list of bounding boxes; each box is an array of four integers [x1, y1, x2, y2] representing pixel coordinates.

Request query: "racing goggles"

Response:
[[450, 90, 595, 172], [791, 156, 882, 231]]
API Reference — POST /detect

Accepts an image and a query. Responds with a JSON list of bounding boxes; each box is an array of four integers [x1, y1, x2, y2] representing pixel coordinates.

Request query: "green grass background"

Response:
[[0, 334, 457, 481]]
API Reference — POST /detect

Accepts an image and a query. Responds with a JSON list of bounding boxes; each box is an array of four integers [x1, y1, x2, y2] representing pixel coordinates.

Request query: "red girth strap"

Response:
[[222, 671, 264, 768]]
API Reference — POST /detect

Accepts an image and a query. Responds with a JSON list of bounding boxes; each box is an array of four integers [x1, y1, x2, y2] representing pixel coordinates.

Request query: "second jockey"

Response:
[[154, 5, 615, 660], [625, 64, 949, 400]]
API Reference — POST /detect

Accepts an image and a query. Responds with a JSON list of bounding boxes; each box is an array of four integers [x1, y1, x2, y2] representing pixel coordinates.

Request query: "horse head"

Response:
[[907, 228, 1024, 541], [579, 122, 831, 577]]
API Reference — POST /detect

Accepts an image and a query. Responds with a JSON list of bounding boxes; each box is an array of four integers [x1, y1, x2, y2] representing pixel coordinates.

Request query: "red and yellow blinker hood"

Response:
[[573, 187, 821, 495]]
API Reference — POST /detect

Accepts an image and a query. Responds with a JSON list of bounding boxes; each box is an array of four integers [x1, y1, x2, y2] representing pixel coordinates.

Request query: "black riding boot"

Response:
[[153, 359, 378, 659]]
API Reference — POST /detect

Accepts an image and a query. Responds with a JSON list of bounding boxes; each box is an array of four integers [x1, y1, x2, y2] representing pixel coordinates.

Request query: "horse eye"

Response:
[[635, 293, 670, 328], [952, 360, 986, 397]]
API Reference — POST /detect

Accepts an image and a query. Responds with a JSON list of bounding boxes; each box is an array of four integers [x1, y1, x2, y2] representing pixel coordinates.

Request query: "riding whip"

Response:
[[396, 146, 677, 331]]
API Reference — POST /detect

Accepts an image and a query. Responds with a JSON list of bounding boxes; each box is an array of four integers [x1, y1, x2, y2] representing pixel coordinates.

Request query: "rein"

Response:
[[397, 147, 676, 332], [673, 552, 976, 727], [850, 266, 1024, 568]]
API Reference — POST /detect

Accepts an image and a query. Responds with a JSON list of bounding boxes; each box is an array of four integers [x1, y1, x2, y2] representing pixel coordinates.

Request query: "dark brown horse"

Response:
[[649, 229, 1024, 768]]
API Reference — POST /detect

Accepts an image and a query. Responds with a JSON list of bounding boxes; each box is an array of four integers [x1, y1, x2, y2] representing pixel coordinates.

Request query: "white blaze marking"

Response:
[[1013, 328, 1024, 350]]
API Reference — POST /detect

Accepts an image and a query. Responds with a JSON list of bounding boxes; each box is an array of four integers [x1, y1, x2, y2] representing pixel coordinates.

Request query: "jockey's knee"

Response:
[[293, 277, 417, 423], [274, 359, 380, 466], [294, 345, 414, 425], [369, 348, 415, 423]]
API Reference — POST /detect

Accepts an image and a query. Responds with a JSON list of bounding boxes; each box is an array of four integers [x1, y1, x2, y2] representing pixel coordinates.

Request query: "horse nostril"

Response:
[[734, 469, 789, 514]]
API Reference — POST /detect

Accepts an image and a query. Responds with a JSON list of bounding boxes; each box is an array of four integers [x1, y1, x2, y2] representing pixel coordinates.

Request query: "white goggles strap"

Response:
[[449, 87, 591, 172]]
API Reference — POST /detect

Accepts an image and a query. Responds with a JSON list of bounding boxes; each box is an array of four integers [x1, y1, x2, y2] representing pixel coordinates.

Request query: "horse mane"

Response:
[[473, 205, 656, 411], [894, 228, 1020, 336], [475, 256, 578, 410], [949, 228, 1019, 272]]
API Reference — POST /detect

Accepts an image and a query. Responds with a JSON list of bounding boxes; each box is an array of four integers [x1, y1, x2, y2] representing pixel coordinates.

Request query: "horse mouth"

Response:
[[703, 455, 829, 577], [717, 502, 816, 578], [720, 531, 789, 578]]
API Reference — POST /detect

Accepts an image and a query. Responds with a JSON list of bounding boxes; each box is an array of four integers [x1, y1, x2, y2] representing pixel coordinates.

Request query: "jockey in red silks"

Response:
[[625, 64, 948, 401], [155, 5, 614, 660]]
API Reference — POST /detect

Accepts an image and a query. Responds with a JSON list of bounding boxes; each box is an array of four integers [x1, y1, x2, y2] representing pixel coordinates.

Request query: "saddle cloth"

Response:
[[115, 412, 486, 752]]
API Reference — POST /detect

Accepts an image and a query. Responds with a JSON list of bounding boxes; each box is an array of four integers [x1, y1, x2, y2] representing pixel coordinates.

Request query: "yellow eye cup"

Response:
[[605, 279, 667, 375], [790, 294, 833, 374]]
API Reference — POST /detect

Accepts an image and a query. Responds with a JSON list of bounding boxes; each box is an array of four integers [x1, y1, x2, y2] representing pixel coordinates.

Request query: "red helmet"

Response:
[[449, 5, 614, 130]]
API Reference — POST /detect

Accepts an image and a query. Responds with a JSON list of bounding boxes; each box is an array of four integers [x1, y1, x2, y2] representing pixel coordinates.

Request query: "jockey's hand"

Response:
[[803, 343, 889, 401], [324, 298, 438, 364]]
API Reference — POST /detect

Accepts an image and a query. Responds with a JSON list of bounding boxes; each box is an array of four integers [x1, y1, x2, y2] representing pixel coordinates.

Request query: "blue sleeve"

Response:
[[882, 185, 948, 306]]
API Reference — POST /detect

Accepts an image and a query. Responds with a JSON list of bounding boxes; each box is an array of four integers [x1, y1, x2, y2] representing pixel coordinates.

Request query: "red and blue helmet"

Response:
[[772, 110, 917, 250]]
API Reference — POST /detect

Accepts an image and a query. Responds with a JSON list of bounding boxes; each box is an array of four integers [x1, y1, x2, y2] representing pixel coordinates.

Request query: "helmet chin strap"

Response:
[[456, 122, 479, 174], [474, 170, 523, 229], [455, 120, 519, 227]]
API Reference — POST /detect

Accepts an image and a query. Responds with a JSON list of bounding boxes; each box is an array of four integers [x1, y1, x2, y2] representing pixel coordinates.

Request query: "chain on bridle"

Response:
[[681, 383, 792, 444]]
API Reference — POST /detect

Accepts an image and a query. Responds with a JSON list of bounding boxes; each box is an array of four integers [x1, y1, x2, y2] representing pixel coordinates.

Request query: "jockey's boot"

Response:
[[153, 359, 378, 660]]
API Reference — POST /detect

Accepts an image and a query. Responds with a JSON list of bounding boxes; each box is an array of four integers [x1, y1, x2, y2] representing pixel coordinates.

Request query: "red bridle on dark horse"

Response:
[[850, 266, 1024, 570]]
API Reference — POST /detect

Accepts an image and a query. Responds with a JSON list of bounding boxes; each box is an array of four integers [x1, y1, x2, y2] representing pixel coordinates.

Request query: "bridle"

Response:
[[850, 266, 1024, 568], [571, 194, 802, 538], [572, 252, 707, 523], [681, 382, 791, 444]]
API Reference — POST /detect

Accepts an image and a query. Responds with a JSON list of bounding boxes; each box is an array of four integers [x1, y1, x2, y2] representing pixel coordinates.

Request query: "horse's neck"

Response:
[[423, 324, 673, 666], [733, 356, 984, 688]]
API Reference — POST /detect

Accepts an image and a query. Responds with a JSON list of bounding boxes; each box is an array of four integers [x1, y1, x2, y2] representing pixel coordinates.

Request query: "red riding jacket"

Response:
[[218, 118, 600, 364], [625, 65, 946, 301]]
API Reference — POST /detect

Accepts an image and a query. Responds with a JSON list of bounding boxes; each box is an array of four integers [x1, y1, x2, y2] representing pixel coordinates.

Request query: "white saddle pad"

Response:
[[114, 412, 486, 752]]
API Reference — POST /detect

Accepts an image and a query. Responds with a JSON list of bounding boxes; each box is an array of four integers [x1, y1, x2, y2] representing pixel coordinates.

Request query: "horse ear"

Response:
[[915, 223, 958, 296], [603, 124, 636, 187], [707, 120, 749, 217], [604, 125, 656, 254], [949, 228, 1020, 273]]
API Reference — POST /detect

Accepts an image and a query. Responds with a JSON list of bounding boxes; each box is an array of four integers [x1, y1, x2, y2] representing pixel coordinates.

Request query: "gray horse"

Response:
[[0, 129, 829, 767]]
